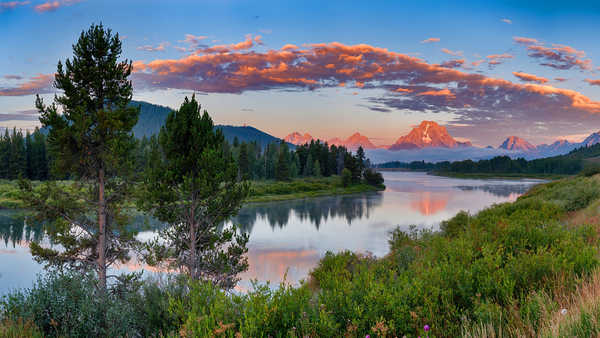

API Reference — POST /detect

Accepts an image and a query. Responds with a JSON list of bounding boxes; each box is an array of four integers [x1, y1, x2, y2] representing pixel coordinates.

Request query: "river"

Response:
[[0, 172, 543, 293]]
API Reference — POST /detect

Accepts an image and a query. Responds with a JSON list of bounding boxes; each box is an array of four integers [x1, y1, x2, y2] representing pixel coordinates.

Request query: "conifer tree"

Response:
[[313, 159, 322, 177], [276, 140, 290, 181], [19, 23, 139, 291], [238, 142, 250, 180], [303, 153, 313, 177], [139, 96, 250, 289]]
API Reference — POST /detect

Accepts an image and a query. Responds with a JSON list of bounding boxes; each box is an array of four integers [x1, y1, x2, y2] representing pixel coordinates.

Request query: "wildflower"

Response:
[[366, 335, 370, 338], [561, 308, 567, 315], [424, 324, 430, 331]]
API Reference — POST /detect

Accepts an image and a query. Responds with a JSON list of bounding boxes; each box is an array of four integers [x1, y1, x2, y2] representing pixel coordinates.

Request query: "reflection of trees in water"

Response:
[[454, 184, 534, 197], [233, 193, 383, 232], [0, 211, 44, 247]]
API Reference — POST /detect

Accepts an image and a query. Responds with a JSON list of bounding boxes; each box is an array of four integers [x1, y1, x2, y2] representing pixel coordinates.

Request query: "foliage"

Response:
[[341, 168, 352, 187], [138, 95, 249, 289], [0, 128, 48, 181], [363, 168, 384, 187]]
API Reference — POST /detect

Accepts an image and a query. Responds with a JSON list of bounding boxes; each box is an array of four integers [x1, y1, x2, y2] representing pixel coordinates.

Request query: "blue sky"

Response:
[[2, 0, 600, 146]]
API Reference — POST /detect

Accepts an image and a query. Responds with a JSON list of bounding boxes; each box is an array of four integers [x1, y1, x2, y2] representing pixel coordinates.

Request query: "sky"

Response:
[[2, 0, 600, 147]]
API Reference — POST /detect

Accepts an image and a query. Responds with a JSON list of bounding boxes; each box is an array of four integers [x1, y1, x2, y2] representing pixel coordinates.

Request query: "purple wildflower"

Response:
[[424, 324, 430, 331]]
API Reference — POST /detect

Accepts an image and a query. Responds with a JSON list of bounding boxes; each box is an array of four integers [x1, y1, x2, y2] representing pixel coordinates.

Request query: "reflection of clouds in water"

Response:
[[409, 192, 449, 216], [233, 193, 384, 231]]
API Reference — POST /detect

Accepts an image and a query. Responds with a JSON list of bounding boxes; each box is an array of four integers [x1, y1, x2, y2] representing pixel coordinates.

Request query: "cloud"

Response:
[[3, 74, 23, 80], [585, 79, 600, 86], [439, 59, 465, 69], [0, 73, 53, 96], [486, 53, 513, 67], [131, 40, 600, 144], [421, 37, 440, 44], [513, 36, 592, 70], [554, 77, 567, 82], [34, 0, 79, 12], [0, 1, 30, 11], [198, 34, 262, 54], [441, 48, 462, 56], [501, 18, 512, 24], [137, 42, 169, 52], [513, 71, 548, 84]]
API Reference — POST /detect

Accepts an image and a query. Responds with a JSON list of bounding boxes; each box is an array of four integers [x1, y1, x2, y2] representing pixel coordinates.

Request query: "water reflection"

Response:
[[0, 172, 543, 292], [234, 193, 383, 231]]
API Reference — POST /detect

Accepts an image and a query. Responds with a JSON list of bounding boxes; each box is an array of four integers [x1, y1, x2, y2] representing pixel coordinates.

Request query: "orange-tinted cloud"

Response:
[[501, 18, 512, 24], [0, 1, 30, 11], [440, 59, 465, 69], [555, 77, 568, 82], [137, 42, 169, 52], [421, 37, 440, 44], [132, 41, 600, 119], [486, 53, 513, 67], [513, 71, 548, 84], [585, 79, 600, 86], [0, 73, 54, 96], [417, 88, 455, 99], [441, 48, 462, 56], [198, 34, 261, 54], [514, 36, 591, 70]]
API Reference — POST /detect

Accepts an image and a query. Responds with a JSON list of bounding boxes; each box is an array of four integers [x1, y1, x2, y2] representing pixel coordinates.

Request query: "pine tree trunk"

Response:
[[97, 168, 107, 291], [189, 204, 197, 279]]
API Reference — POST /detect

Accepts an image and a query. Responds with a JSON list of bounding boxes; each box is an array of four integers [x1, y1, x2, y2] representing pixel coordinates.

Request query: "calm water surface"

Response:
[[0, 172, 542, 293]]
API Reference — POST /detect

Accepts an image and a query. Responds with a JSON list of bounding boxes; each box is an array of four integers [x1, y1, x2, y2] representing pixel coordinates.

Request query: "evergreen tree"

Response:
[[139, 96, 250, 289], [276, 140, 290, 181], [25, 131, 33, 179], [9, 128, 26, 179], [313, 159, 322, 177], [290, 153, 300, 178], [0, 129, 9, 178], [303, 153, 313, 177], [19, 23, 139, 292], [238, 142, 250, 180]]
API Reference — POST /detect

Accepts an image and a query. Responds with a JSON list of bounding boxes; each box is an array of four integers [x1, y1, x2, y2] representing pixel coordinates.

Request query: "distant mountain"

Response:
[[581, 132, 600, 147], [343, 132, 377, 150], [535, 140, 578, 156], [327, 132, 377, 150], [216, 125, 287, 148], [498, 136, 536, 152], [389, 121, 468, 150], [284, 132, 313, 145], [131, 100, 287, 147]]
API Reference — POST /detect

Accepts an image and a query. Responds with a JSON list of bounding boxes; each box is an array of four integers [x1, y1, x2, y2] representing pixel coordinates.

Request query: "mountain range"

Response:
[[131, 100, 600, 162]]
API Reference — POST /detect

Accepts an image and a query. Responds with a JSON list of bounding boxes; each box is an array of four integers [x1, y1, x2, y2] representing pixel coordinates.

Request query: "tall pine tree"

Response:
[[19, 23, 139, 291]]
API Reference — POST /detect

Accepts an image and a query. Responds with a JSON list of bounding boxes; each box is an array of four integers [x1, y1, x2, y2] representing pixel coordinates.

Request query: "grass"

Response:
[[246, 175, 384, 203], [0, 176, 385, 209], [430, 171, 568, 180]]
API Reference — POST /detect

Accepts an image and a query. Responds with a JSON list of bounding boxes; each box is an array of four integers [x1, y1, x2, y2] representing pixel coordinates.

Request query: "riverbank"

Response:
[[0, 177, 385, 209], [247, 176, 384, 203], [429, 171, 568, 180]]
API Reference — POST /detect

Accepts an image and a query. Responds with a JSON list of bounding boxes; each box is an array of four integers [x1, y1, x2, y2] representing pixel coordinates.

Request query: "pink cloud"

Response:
[[137, 42, 169, 52], [198, 34, 261, 54], [34, 0, 80, 12], [440, 59, 465, 69], [514, 36, 591, 70], [585, 79, 600, 86], [0, 1, 30, 11], [486, 53, 513, 67], [513, 71, 548, 84], [554, 77, 568, 82], [441, 48, 462, 56], [421, 38, 440, 44], [501, 18, 512, 24], [0, 73, 54, 96]]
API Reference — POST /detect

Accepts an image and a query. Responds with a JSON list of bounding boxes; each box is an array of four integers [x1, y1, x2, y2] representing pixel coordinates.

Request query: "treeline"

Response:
[[135, 134, 382, 185], [0, 128, 49, 180], [376, 143, 600, 175]]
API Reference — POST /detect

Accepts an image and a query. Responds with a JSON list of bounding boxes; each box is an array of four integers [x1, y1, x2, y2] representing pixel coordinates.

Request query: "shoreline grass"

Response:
[[0, 177, 385, 209], [430, 171, 568, 180]]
